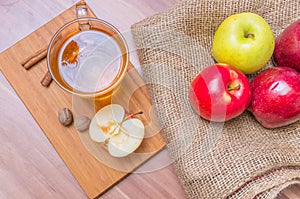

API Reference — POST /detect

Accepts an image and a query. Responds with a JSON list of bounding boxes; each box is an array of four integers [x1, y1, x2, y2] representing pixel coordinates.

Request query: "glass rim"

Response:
[[47, 17, 129, 98]]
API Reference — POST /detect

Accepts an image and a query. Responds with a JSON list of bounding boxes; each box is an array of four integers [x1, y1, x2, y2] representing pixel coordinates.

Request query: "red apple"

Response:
[[189, 63, 252, 122], [248, 66, 300, 128], [273, 20, 300, 72]]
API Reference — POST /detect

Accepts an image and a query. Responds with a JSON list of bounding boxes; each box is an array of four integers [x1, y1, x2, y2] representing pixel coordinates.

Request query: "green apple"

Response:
[[212, 12, 275, 74]]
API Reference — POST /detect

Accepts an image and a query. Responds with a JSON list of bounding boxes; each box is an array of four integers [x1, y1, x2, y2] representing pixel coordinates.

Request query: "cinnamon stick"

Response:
[[21, 48, 47, 70], [40, 71, 53, 87]]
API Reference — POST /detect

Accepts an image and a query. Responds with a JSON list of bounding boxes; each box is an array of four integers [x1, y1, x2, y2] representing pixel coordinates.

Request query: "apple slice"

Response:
[[89, 104, 145, 157]]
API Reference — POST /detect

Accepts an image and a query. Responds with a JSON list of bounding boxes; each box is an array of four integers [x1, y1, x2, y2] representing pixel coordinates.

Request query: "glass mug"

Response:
[[47, 1, 129, 102]]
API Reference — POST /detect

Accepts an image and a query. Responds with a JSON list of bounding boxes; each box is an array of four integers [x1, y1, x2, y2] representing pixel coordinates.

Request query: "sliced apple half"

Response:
[[89, 104, 145, 157]]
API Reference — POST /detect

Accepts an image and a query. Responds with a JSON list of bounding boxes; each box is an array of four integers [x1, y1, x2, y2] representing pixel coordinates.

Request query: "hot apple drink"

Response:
[[50, 28, 127, 97]]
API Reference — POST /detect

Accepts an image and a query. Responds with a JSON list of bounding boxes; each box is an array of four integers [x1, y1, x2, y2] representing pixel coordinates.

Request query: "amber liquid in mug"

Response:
[[56, 29, 124, 95]]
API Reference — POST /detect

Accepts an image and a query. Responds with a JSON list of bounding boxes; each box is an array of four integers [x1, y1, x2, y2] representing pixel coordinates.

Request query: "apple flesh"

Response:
[[273, 20, 300, 72], [248, 66, 300, 128], [89, 104, 144, 157], [212, 12, 275, 74], [189, 63, 252, 122]]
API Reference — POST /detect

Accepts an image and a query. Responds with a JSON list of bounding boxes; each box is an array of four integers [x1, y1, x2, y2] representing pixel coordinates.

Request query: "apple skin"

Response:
[[212, 12, 275, 74], [273, 20, 300, 72], [189, 63, 252, 122], [248, 66, 300, 128]]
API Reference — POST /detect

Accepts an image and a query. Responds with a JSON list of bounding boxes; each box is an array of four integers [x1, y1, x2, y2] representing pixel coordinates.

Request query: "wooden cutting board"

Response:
[[0, 3, 166, 199]]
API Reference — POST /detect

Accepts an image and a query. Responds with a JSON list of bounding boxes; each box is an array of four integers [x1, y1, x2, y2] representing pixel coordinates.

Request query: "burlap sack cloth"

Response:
[[131, 0, 300, 198]]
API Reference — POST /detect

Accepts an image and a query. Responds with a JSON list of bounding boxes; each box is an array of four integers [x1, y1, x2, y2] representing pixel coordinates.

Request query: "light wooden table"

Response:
[[0, 1, 299, 198]]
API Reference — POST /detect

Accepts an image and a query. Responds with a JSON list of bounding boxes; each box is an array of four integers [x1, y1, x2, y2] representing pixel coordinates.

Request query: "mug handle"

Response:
[[76, 0, 91, 30]]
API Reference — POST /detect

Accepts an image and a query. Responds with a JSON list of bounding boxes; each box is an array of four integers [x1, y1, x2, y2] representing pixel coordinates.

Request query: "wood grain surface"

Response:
[[0, 0, 299, 199], [0, 3, 167, 199]]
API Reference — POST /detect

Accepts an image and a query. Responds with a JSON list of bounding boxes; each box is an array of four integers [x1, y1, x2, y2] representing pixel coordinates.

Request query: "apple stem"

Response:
[[228, 84, 241, 91], [124, 111, 143, 121], [245, 32, 255, 39], [104, 111, 144, 145]]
